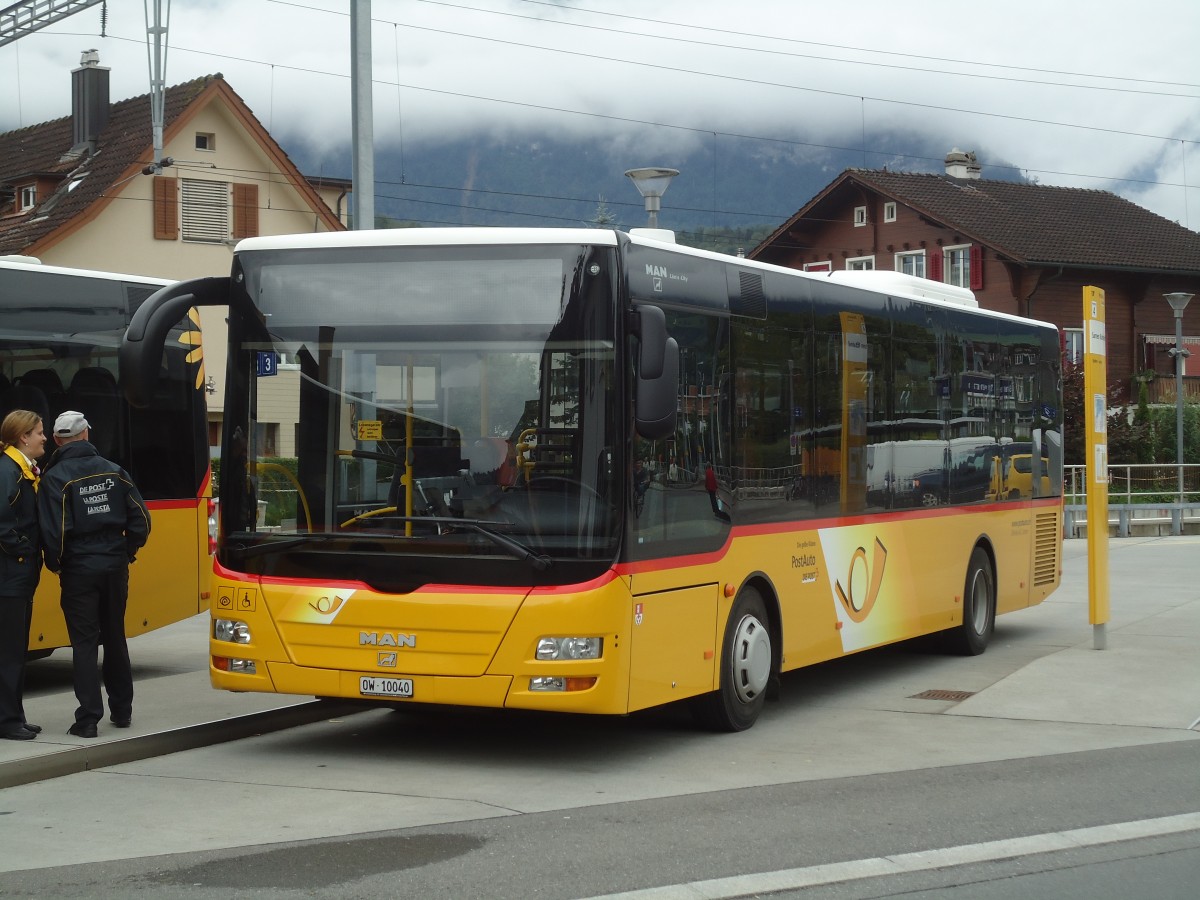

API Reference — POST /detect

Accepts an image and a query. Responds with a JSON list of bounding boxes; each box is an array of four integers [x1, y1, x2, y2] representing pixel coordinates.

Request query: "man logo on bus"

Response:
[[834, 537, 888, 623]]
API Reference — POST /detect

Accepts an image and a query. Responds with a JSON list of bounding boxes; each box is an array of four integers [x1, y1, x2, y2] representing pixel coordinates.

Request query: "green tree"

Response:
[[675, 225, 776, 257], [589, 196, 619, 228], [1131, 376, 1154, 463], [1062, 363, 1149, 466]]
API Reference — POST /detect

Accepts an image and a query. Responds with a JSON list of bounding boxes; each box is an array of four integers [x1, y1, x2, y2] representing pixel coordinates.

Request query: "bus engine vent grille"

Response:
[[1032, 510, 1059, 586], [731, 271, 767, 318]]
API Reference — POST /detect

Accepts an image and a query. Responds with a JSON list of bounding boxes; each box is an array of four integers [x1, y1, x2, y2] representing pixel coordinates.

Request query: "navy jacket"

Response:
[[0, 448, 41, 599], [37, 441, 150, 576]]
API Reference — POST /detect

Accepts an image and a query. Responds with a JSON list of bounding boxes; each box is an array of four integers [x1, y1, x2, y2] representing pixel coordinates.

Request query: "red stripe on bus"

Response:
[[146, 498, 203, 510]]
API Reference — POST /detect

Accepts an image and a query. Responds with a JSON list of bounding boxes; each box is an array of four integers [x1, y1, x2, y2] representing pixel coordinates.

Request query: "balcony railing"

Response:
[[1141, 375, 1200, 404]]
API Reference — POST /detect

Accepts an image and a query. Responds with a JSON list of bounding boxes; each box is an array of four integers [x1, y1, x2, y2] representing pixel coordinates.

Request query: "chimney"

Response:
[[71, 49, 110, 153], [944, 148, 981, 180]]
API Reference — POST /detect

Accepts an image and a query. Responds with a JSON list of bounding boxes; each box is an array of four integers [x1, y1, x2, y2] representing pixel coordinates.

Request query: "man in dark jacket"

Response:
[[38, 411, 150, 738]]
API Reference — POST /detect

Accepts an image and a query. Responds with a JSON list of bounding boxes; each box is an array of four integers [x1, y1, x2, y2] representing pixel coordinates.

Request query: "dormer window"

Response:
[[19, 185, 36, 211]]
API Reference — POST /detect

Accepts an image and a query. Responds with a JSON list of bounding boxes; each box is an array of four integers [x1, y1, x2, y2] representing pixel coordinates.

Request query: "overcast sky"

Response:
[[2, 0, 1198, 229]]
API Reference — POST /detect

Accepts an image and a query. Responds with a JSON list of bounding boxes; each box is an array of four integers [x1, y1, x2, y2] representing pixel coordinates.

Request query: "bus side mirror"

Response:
[[636, 337, 678, 440], [120, 276, 230, 407], [632, 305, 667, 380]]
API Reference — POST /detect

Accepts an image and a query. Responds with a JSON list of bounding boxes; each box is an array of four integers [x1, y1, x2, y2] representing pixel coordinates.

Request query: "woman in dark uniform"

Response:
[[0, 409, 46, 740]]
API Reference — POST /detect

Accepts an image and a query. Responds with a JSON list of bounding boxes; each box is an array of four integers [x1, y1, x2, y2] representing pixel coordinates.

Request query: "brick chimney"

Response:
[[71, 49, 110, 153], [944, 148, 981, 180]]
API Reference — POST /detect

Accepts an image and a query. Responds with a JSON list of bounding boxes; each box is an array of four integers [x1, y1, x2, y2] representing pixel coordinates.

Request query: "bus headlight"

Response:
[[536, 636, 602, 660], [213, 618, 251, 644], [529, 676, 598, 692], [213, 656, 257, 674]]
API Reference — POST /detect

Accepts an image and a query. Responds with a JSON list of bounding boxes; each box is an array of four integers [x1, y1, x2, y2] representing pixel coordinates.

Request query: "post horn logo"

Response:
[[834, 537, 888, 623]]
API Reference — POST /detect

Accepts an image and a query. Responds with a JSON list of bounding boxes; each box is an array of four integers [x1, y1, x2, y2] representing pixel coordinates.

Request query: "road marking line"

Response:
[[583, 811, 1200, 900]]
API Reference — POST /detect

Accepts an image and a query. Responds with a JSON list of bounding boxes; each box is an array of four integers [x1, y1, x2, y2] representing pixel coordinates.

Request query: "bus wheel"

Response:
[[691, 587, 772, 732], [945, 546, 995, 655]]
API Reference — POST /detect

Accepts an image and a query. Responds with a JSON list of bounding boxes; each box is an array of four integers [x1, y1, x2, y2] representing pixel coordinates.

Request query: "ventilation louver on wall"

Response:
[[729, 270, 766, 318]]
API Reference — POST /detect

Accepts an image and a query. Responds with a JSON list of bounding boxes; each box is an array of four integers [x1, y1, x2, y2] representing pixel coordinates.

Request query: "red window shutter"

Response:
[[929, 250, 943, 282], [153, 176, 178, 240], [233, 183, 259, 239], [969, 245, 984, 290]]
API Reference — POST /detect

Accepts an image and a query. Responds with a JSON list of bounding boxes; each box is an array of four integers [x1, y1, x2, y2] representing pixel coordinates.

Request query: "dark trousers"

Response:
[[0, 595, 33, 732], [60, 569, 133, 725]]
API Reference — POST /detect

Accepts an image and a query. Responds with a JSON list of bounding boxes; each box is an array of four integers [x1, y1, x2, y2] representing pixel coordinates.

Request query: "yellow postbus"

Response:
[[120, 229, 1062, 731], [0, 258, 213, 657]]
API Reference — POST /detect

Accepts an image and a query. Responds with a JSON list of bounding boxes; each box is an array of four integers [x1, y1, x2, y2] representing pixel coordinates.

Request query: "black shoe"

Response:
[[109, 715, 131, 728], [2, 728, 36, 741], [67, 722, 98, 739], [22, 723, 42, 734]]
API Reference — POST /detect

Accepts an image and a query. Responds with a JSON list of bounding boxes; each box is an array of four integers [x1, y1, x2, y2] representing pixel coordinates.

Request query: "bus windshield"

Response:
[[219, 242, 619, 590]]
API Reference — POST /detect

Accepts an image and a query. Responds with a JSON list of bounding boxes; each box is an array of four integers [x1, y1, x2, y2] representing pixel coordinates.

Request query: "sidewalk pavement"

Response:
[[950, 535, 1200, 732], [1, 535, 1197, 789], [0, 613, 359, 788]]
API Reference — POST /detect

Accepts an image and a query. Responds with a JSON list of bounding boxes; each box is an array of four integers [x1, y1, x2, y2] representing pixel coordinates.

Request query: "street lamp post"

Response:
[[624, 167, 679, 229], [1164, 292, 1193, 518]]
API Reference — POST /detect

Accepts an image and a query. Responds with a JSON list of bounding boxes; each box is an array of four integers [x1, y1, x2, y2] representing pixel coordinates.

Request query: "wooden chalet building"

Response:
[[750, 151, 1200, 401], [0, 51, 348, 453]]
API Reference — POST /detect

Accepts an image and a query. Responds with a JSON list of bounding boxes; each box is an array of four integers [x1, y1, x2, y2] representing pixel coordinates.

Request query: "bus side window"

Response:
[[68, 366, 123, 461]]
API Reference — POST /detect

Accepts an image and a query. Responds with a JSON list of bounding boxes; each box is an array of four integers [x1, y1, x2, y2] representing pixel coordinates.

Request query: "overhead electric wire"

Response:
[[73, 28, 1197, 195], [504, 0, 1200, 91], [10, 2, 1197, 226], [273, 0, 1200, 97], [407, 0, 1200, 99]]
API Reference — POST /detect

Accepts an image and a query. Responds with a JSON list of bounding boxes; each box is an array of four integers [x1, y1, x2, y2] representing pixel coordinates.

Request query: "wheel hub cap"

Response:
[[732, 614, 771, 703]]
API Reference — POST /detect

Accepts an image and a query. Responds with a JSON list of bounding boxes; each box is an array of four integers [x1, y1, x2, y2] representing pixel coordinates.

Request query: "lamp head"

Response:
[[624, 167, 680, 199], [1164, 292, 1194, 315], [624, 167, 679, 229]]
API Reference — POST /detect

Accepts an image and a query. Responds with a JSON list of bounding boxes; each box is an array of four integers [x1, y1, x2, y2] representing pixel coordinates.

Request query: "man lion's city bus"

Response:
[[0, 258, 213, 657], [120, 228, 1062, 731]]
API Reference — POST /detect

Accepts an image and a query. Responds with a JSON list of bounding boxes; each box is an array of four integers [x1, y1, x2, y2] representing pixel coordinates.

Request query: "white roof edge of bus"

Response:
[[232, 227, 1056, 330], [234, 227, 620, 253], [825, 269, 978, 308], [628, 227, 676, 243], [0, 257, 172, 285]]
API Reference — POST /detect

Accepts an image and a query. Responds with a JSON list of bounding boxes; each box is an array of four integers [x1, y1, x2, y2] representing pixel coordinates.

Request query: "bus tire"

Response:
[[691, 587, 772, 732], [945, 546, 995, 656]]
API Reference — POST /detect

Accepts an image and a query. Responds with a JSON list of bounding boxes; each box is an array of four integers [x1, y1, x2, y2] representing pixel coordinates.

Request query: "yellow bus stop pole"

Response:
[[1083, 286, 1110, 650]]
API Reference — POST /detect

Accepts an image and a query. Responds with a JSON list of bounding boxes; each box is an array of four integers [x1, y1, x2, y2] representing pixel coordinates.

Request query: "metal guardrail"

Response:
[[1064, 463, 1200, 537], [1064, 463, 1200, 506], [1064, 502, 1200, 538]]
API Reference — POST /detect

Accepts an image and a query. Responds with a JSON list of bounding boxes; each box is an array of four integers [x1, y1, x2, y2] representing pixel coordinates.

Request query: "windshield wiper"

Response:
[[405, 516, 553, 571], [226, 518, 553, 570]]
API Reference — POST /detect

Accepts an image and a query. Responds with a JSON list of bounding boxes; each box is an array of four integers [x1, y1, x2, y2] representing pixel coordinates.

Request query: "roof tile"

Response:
[[849, 169, 1200, 272], [0, 75, 220, 255]]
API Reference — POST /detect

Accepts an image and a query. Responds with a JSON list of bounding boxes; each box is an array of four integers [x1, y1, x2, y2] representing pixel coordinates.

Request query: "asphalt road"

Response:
[[0, 535, 1197, 897]]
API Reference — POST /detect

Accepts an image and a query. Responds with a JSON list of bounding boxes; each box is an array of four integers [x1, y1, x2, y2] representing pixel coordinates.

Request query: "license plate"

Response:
[[360, 676, 413, 698]]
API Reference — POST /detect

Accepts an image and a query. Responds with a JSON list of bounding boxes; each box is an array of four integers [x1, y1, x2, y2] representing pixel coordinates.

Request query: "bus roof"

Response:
[[825, 270, 978, 308], [233, 227, 622, 253], [230, 227, 1054, 330], [0, 257, 172, 287]]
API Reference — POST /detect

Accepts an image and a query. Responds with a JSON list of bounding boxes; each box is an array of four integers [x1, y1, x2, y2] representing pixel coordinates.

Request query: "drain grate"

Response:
[[909, 689, 975, 702]]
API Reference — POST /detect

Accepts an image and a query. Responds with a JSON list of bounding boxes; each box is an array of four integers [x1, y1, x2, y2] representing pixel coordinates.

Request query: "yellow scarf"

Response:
[[3, 444, 38, 489]]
